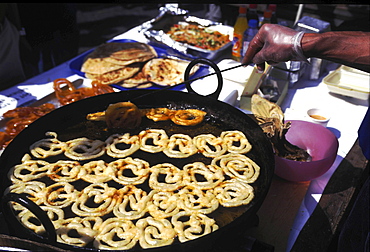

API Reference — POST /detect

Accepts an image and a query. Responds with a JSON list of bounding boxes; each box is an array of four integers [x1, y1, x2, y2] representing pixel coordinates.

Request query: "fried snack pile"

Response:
[[251, 94, 310, 161], [81, 42, 197, 88], [166, 23, 231, 51], [0, 103, 55, 150], [53, 78, 114, 106], [7, 129, 259, 250]]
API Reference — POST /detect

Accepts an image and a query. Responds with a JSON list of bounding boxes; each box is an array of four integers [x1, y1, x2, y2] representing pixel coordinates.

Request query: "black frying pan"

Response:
[[0, 59, 274, 252]]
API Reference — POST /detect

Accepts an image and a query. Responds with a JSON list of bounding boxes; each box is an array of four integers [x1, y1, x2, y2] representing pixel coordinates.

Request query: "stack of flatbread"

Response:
[[81, 42, 198, 88], [81, 42, 157, 86]]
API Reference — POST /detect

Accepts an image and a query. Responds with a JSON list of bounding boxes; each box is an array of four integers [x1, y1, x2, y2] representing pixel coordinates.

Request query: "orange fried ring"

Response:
[[171, 109, 206, 126], [145, 108, 175, 122], [53, 78, 85, 106], [91, 80, 115, 95], [105, 102, 142, 129]]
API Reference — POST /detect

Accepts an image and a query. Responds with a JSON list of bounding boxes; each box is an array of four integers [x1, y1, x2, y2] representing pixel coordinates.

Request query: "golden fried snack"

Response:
[[163, 133, 198, 158], [178, 187, 219, 214], [139, 129, 169, 153], [94, 218, 139, 250], [9, 159, 49, 183], [145, 107, 175, 122], [47, 160, 82, 182], [193, 134, 227, 158], [64, 137, 106, 161], [16, 205, 65, 235], [171, 211, 218, 243], [149, 163, 184, 191], [80, 160, 113, 183], [105, 102, 142, 129], [147, 191, 181, 219], [136, 217, 176, 249], [213, 179, 254, 207], [182, 162, 224, 190], [108, 157, 150, 185], [171, 109, 207, 126], [86, 111, 106, 121], [56, 217, 103, 247], [211, 153, 260, 183], [71, 183, 119, 217], [220, 130, 252, 154], [6, 181, 46, 204], [30, 132, 66, 159], [105, 133, 140, 158], [43, 182, 79, 208], [113, 185, 152, 220]]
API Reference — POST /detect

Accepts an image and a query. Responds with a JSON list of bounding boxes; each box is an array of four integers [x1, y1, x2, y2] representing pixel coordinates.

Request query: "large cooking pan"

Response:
[[0, 60, 274, 251]]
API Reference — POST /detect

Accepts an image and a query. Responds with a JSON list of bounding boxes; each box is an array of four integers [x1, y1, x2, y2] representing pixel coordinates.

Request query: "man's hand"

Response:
[[242, 24, 306, 71]]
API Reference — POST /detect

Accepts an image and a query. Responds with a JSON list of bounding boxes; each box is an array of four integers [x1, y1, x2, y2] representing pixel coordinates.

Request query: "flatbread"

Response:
[[142, 58, 198, 86], [85, 63, 142, 85], [81, 58, 124, 75], [87, 42, 157, 60], [81, 42, 157, 76]]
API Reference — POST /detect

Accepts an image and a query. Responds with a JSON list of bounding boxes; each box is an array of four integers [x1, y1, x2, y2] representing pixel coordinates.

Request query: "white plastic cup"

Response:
[[307, 108, 331, 127]]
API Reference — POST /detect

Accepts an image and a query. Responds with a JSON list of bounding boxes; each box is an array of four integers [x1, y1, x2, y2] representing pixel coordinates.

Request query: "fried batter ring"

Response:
[[136, 217, 176, 249], [182, 162, 224, 190], [71, 183, 119, 217], [113, 185, 151, 220], [47, 160, 82, 182], [43, 182, 79, 208], [145, 107, 175, 122], [6, 181, 46, 204], [105, 102, 142, 129], [30, 132, 66, 159], [220, 130, 252, 154], [147, 191, 181, 219], [16, 205, 65, 235], [108, 157, 150, 185], [105, 133, 140, 158], [149, 163, 184, 191], [193, 134, 227, 158], [171, 211, 218, 243], [171, 109, 206, 126], [178, 187, 219, 214], [56, 217, 103, 247], [80, 160, 113, 183], [64, 137, 106, 161], [9, 159, 50, 183], [211, 153, 260, 183], [94, 218, 139, 250], [139, 129, 169, 153], [213, 179, 254, 207], [163, 133, 198, 158]]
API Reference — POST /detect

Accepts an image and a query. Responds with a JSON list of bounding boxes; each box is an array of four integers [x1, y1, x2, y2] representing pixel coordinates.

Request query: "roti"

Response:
[[142, 58, 198, 86], [85, 63, 142, 85], [87, 42, 157, 60]]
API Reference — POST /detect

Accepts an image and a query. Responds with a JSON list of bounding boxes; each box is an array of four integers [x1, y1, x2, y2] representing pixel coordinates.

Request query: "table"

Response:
[[1, 21, 369, 252]]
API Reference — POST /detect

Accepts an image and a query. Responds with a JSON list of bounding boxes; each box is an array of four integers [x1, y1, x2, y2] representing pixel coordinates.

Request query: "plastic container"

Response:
[[242, 19, 259, 57], [323, 65, 370, 100], [232, 6, 248, 62]]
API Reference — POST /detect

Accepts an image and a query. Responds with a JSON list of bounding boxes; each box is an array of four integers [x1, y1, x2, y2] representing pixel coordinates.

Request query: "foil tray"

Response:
[[141, 5, 233, 60]]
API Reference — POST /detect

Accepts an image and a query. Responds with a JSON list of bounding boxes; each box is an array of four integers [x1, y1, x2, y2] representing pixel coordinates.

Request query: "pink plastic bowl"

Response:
[[274, 120, 339, 182]]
